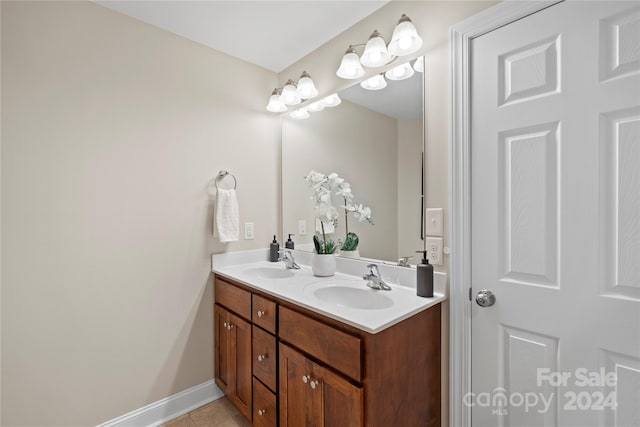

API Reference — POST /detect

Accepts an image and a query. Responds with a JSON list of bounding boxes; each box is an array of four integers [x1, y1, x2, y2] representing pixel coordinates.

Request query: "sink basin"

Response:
[[312, 284, 394, 310], [243, 267, 295, 279]]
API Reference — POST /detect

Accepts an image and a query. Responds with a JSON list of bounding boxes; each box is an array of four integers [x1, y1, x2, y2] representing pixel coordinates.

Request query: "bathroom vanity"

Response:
[[213, 254, 445, 427]]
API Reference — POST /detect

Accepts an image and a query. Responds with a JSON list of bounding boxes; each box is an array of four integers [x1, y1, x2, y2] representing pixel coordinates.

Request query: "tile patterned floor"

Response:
[[161, 397, 252, 427]]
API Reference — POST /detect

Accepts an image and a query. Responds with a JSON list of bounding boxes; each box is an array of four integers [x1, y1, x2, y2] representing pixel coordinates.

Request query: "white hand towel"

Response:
[[215, 189, 239, 243]]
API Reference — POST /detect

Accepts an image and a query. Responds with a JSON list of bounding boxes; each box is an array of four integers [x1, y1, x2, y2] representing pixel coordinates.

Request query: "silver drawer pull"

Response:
[[302, 375, 310, 384], [258, 409, 266, 416], [257, 354, 267, 362], [310, 380, 319, 390], [257, 310, 265, 317]]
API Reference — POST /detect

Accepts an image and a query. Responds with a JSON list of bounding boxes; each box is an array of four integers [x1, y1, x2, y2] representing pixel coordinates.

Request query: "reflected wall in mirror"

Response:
[[282, 60, 424, 263]]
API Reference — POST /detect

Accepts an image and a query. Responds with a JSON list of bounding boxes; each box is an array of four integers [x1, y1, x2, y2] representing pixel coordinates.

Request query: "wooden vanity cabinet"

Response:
[[214, 275, 441, 427]]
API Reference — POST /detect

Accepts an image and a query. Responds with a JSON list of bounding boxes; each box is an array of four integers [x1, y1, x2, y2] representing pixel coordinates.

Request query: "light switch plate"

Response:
[[426, 208, 444, 237], [244, 222, 255, 240], [298, 220, 307, 236]]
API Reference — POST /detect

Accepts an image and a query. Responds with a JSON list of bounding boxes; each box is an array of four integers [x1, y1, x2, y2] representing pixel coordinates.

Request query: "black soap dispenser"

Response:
[[416, 250, 434, 297], [270, 235, 280, 262], [285, 234, 295, 250]]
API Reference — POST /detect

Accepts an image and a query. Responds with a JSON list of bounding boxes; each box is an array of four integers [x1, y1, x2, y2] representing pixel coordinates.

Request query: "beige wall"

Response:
[[282, 100, 398, 261], [1, 2, 279, 425]]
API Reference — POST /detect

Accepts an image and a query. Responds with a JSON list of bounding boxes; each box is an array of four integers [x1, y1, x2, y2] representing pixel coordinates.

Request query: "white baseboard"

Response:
[[96, 380, 224, 427]]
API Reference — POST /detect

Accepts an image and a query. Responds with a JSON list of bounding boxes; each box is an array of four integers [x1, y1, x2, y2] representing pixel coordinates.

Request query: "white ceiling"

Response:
[[96, 0, 390, 73]]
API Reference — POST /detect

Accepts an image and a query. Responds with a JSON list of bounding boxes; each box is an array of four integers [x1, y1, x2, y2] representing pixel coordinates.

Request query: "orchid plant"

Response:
[[304, 170, 374, 253]]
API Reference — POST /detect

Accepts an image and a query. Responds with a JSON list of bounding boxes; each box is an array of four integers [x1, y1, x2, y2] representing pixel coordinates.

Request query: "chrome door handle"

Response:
[[476, 290, 496, 307]]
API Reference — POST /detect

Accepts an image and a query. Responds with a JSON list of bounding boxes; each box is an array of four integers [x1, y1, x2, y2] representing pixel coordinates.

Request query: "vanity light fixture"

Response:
[[385, 62, 415, 81], [360, 74, 387, 91], [413, 56, 424, 73], [336, 14, 422, 80], [266, 88, 287, 112], [280, 79, 302, 105], [265, 71, 319, 112], [388, 14, 423, 56], [296, 71, 318, 99], [360, 30, 391, 68], [336, 46, 365, 79]]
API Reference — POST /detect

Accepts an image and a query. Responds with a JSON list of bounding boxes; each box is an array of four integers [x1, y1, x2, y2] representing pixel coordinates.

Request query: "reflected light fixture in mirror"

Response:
[[385, 63, 415, 81], [307, 100, 325, 112], [413, 56, 424, 72], [322, 93, 342, 107], [289, 108, 310, 120], [360, 74, 387, 91]]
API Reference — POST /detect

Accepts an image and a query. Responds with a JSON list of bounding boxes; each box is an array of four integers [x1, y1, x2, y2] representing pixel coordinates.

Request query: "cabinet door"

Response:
[[214, 304, 231, 394], [214, 304, 252, 422], [280, 343, 363, 427]]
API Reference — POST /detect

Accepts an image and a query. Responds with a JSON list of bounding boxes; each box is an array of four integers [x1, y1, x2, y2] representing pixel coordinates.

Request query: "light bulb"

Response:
[[369, 51, 382, 64], [399, 36, 412, 50], [322, 94, 341, 107], [388, 14, 423, 56], [289, 108, 309, 119], [360, 74, 387, 91], [336, 47, 365, 79], [360, 30, 391, 68], [385, 62, 414, 81]]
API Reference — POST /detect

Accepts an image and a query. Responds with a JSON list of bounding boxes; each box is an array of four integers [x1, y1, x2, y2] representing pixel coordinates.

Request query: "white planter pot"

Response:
[[340, 249, 360, 259], [312, 254, 336, 277]]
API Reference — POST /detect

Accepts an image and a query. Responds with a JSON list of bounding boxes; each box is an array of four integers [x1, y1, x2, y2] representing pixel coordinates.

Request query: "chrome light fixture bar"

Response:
[[265, 71, 318, 112]]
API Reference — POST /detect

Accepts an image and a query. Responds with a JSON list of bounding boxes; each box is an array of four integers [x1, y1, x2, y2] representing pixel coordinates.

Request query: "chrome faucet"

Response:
[[278, 249, 300, 270], [363, 263, 391, 290]]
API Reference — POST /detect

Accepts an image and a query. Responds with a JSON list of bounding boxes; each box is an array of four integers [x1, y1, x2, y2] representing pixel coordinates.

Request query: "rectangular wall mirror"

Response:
[[282, 58, 425, 264]]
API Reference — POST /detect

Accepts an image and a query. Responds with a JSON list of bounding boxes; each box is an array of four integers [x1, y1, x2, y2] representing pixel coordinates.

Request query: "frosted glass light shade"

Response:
[[322, 94, 341, 107], [289, 108, 309, 119], [296, 71, 318, 99], [360, 30, 391, 68], [336, 47, 365, 79], [266, 89, 287, 112], [388, 14, 423, 57], [360, 74, 387, 91], [413, 56, 424, 72], [385, 63, 414, 81], [280, 79, 301, 105], [307, 101, 325, 112]]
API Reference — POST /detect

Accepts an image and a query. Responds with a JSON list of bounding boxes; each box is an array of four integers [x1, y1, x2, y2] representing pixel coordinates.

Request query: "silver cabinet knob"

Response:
[[222, 322, 228, 328], [302, 375, 309, 383], [476, 290, 496, 307], [310, 380, 319, 389], [257, 310, 265, 317], [258, 409, 266, 416], [257, 354, 267, 362]]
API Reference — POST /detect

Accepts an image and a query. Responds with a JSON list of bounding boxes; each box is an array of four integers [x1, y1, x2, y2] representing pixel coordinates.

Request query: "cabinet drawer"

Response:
[[279, 306, 362, 382], [253, 377, 277, 427], [215, 278, 251, 320], [253, 325, 277, 391], [252, 294, 277, 334]]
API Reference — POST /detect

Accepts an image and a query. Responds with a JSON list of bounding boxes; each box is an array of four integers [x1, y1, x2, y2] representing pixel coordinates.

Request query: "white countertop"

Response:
[[212, 249, 447, 334]]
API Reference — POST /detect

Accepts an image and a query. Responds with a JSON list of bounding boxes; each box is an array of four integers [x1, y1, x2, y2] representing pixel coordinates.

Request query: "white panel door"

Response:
[[470, 2, 640, 426]]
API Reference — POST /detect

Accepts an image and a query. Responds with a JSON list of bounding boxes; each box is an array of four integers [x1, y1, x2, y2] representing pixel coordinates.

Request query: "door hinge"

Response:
[[469, 287, 472, 301]]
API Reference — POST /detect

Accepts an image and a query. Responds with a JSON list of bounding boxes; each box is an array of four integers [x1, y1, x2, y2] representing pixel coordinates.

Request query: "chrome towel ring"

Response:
[[215, 170, 237, 190]]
